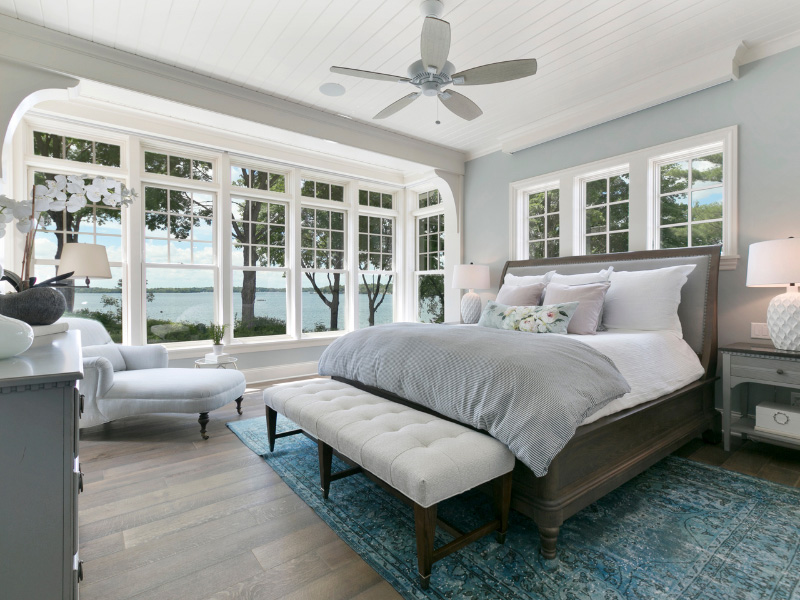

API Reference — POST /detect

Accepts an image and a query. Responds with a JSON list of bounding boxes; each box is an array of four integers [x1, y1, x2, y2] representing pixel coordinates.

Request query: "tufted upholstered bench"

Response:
[[263, 378, 515, 589]]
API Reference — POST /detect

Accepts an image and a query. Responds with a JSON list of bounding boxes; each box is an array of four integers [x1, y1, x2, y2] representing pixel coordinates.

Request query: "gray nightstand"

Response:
[[720, 342, 800, 451]]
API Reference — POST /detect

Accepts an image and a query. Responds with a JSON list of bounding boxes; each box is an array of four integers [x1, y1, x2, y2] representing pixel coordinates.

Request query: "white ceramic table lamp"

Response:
[[57, 243, 112, 287], [746, 237, 800, 350], [452, 263, 490, 324]]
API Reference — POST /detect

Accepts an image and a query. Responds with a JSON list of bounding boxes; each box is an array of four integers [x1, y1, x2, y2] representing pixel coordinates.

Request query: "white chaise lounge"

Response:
[[263, 378, 515, 589], [67, 318, 246, 439]]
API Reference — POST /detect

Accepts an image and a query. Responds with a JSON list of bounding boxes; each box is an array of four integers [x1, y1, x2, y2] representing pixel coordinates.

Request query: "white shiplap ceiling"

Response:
[[1, 0, 800, 157]]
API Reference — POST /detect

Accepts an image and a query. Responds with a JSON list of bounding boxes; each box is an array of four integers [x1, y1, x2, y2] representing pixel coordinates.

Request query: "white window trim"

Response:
[[509, 126, 739, 270]]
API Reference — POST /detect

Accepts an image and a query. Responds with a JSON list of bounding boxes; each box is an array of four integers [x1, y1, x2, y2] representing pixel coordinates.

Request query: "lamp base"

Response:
[[767, 290, 800, 350], [460, 291, 482, 324]]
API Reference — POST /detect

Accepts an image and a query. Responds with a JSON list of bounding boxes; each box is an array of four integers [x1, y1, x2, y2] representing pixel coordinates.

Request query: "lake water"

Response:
[[72, 290, 395, 331]]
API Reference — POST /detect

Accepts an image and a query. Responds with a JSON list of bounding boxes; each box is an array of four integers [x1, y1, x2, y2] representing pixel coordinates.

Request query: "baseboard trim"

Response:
[[241, 361, 319, 385]]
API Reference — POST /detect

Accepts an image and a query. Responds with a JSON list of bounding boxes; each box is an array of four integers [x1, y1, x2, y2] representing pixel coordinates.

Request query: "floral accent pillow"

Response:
[[478, 300, 579, 334]]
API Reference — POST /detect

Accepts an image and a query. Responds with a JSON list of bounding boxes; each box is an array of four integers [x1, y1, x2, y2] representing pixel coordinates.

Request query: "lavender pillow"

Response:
[[495, 282, 546, 306], [543, 281, 611, 335]]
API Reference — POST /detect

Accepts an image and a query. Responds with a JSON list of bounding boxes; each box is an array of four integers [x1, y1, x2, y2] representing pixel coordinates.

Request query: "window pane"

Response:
[[34, 231, 60, 260], [169, 155, 191, 178], [418, 217, 428, 235], [418, 274, 444, 324], [68, 266, 125, 342], [660, 161, 688, 193], [691, 188, 723, 221], [252, 170, 269, 190], [316, 182, 330, 200], [586, 234, 606, 255], [546, 214, 559, 238], [95, 142, 121, 167], [382, 194, 392, 209], [547, 239, 560, 257], [529, 240, 545, 258], [609, 174, 629, 201], [233, 270, 287, 338], [94, 207, 122, 235], [269, 173, 286, 193], [660, 194, 688, 225], [528, 192, 545, 216], [146, 268, 215, 343], [331, 211, 344, 231], [269, 203, 285, 224], [429, 190, 440, 205], [609, 232, 628, 253], [586, 179, 607, 206], [359, 273, 393, 328], [359, 190, 368, 206], [301, 179, 315, 197], [170, 189, 192, 214], [33, 131, 62, 158], [691, 221, 722, 247], [529, 216, 544, 240], [419, 192, 428, 209], [144, 152, 168, 174], [586, 207, 606, 234], [331, 185, 344, 202], [369, 191, 380, 207], [302, 272, 346, 332], [661, 226, 688, 249], [609, 203, 628, 231], [146, 239, 169, 262], [65, 137, 93, 163], [547, 189, 559, 213], [231, 166, 248, 187], [692, 153, 723, 189]]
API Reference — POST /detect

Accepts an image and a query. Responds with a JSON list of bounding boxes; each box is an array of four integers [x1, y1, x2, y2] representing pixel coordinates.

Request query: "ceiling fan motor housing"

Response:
[[419, 0, 444, 18]]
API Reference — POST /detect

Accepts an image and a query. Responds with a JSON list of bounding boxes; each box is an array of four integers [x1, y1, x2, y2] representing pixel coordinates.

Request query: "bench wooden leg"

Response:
[[494, 472, 512, 544], [318, 440, 333, 499], [538, 525, 560, 559], [413, 503, 437, 590], [265, 406, 277, 452]]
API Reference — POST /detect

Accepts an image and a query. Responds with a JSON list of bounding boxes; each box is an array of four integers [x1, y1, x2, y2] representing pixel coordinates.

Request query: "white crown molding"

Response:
[[738, 28, 800, 65], [0, 15, 465, 175], [499, 44, 743, 156]]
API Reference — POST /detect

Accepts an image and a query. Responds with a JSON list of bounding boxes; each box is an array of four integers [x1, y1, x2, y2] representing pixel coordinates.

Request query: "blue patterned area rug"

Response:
[[227, 416, 800, 600]]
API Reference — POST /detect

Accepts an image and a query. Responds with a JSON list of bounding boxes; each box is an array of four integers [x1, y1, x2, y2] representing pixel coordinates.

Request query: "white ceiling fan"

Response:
[[329, 0, 538, 122]]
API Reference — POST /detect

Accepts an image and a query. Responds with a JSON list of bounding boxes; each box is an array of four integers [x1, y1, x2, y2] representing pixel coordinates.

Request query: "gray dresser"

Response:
[[0, 331, 84, 599]]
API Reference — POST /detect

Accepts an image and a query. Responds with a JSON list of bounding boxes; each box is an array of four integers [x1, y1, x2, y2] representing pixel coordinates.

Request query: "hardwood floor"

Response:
[[79, 383, 800, 599]]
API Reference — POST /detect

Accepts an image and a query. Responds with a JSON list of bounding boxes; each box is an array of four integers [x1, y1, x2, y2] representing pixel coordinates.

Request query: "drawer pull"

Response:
[[776, 369, 785, 375], [77, 561, 84, 582], [774, 412, 790, 426], [79, 394, 85, 415], [78, 471, 84, 493]]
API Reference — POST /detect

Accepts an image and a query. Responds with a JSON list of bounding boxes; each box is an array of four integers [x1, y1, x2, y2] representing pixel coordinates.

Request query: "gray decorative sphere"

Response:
[[0, 287, 67, 326]]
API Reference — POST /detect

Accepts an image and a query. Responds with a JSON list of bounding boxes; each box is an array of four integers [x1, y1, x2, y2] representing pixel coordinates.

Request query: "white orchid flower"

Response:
[[12, 201, 32, 220], [34, 184, 51, 199], [66, 194, 87, 212], [0, 211, 13, 223], [49, 200, 67, 211], [53, 191, 67, 202], [67, 174, 84, 185], [53, 174, 68, 190], [92, 177, 108, 191], [84, 185, 102, 203], [15, 217, 34, 233], [66, 181, 84, 194]]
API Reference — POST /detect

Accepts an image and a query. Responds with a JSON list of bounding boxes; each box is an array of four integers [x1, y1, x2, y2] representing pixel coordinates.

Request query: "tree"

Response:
[[362, 274, 392, 326], [418, 274, 444, 323]]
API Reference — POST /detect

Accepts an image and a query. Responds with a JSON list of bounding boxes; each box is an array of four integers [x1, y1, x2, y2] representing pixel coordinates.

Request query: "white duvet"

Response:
[[573, 329, 705, 425]]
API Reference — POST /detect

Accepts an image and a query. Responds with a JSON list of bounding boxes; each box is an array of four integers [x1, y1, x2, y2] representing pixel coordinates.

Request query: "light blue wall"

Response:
[[464, 46, 800, 353]]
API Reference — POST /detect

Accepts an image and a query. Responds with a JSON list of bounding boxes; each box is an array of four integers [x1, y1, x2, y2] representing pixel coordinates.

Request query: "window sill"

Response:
[[165, 334, 342, 360], [720, 254, 739, 271]]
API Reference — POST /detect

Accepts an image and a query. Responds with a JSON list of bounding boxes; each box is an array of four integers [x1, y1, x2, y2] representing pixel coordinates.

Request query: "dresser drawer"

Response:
[[730, 355, 800, 386]]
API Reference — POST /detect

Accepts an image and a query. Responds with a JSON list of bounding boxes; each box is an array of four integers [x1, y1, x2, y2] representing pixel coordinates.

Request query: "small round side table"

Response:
[[194, 357, 242, 414]]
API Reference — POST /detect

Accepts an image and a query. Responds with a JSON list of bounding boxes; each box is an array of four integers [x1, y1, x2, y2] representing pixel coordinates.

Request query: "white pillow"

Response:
[[549, 267, 614, 285], [496, 282, 546, 306], [504, 270, 555, 286], [602, 264, 696, 334]]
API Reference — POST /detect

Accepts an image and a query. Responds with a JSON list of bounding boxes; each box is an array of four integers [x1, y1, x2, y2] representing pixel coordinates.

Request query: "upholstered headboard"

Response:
[[500, 246, 720, 377]]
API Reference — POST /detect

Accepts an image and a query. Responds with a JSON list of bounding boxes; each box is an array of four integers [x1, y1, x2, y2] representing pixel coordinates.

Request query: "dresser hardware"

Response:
[[774, 412, 790, 426], [776, 369, 785, 375], [78, 472, 84, 493], [79, 394, 85, 415], [77, 561, 83, 583]]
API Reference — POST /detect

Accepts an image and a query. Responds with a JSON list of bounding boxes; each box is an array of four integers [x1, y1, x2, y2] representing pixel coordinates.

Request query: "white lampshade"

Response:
[[57, 243, 112, 284], [746, 238, 800, 287], [452, 263, 490, 290]]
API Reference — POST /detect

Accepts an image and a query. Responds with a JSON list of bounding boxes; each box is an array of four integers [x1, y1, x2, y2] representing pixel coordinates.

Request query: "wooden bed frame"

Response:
[[335, 246, 721, 559]]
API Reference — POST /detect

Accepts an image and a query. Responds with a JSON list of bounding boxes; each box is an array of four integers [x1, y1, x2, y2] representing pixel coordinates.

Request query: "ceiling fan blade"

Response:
[[438, 90, 482, 121], [452, 59, 538, 85], [330, 66, 410, 83], [420, 16, 451, 73], [374, 93, 421, 119]]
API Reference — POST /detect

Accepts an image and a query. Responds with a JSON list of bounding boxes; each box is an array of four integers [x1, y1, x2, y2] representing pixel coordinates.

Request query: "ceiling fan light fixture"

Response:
[[419, 0, 444, 18], [319, 82, 345, 97]]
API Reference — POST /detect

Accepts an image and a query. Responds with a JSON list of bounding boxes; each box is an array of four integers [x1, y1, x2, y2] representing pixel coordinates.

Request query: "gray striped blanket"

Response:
[[318, 323, 630, 476]]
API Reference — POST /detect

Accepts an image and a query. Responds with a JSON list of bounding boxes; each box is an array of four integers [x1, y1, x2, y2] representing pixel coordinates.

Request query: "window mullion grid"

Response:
[[219, 152, 232, 342]]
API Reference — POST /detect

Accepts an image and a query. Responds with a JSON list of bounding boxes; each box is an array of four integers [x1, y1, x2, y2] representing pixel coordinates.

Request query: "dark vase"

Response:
[[0, 287, 67, 326]]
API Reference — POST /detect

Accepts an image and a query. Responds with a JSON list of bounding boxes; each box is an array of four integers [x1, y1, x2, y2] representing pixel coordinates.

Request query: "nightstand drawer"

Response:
[[730, 355, 800, 386]]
